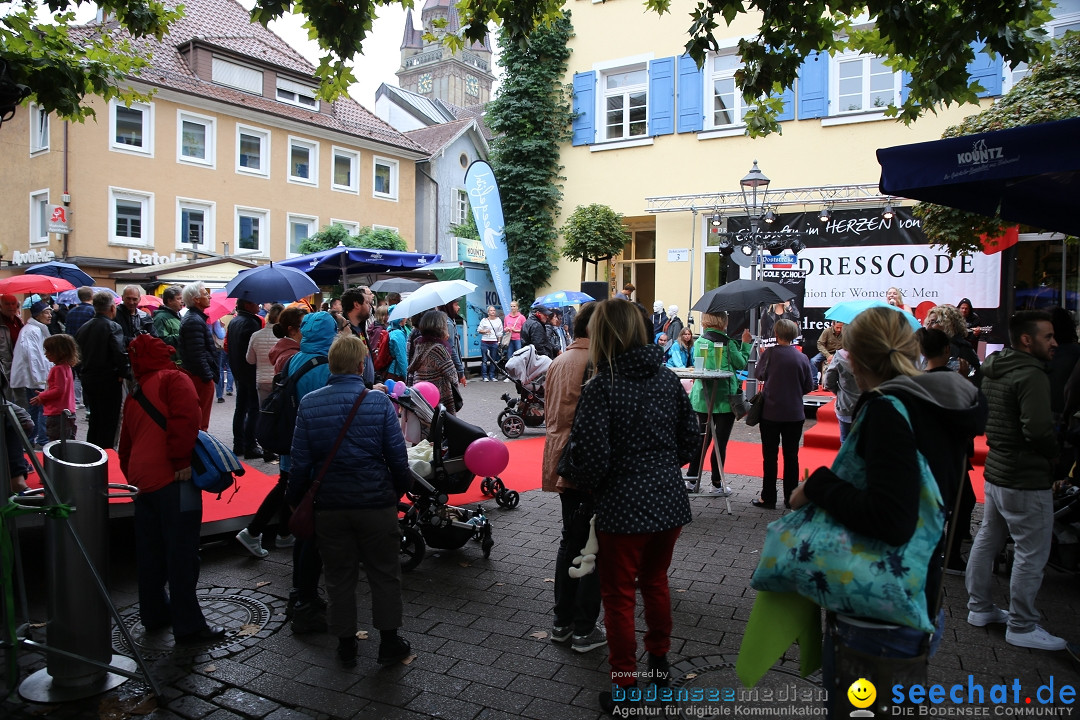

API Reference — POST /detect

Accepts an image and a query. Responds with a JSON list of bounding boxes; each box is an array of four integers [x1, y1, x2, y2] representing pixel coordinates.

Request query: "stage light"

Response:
[[882, 204, 895, 220], [789, 239, 806, 255], [818, 207, 830, 223], [763, 209, 777, 224]]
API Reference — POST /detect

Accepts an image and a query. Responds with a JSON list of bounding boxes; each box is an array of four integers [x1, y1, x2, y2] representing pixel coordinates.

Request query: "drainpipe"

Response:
[[62, 121, 70, 260], [416, 165, 439, 256]]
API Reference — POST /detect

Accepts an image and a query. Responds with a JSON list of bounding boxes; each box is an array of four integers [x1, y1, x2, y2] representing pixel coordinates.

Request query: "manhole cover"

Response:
[[112, 587, 284, 660]]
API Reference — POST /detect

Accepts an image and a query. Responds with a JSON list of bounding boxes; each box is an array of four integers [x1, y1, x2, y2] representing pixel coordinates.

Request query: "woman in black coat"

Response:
[[562, 300, 699, 713]]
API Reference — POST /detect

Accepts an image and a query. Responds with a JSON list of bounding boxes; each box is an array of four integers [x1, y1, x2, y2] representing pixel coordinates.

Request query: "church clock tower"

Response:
[[397, 0, 495, 107]]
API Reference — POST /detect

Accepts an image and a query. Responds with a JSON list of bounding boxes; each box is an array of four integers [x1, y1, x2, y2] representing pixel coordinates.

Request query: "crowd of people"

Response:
[[4, 278, 1076, 715]]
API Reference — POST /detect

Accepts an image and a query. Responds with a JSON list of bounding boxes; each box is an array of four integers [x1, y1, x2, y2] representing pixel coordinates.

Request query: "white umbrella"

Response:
[[388, 280, 477, 322]]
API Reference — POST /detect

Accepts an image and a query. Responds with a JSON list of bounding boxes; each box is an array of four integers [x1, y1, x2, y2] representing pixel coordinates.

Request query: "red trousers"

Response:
[[597, 527, 681, 687], [189, 376, 215, 431]]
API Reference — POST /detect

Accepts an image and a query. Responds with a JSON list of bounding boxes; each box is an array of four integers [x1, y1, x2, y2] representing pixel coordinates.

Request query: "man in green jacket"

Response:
[[966, 310, 1064, 651], [152, 286, 184, 366]]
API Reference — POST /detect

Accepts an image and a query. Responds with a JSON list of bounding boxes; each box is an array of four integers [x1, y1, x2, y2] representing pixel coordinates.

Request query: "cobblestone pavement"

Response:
[[3, 378, 1078, 718]]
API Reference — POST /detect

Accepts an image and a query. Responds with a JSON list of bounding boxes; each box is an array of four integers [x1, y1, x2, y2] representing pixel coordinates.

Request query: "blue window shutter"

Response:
[[967, 41, 1002, 97], [649, 57, 675, 136], [775, 86, 795, 122], [677, 54, 703, 133], [797, 51, 829, 119], [572, 71, 596, 146], [900, 71, 912, 103]]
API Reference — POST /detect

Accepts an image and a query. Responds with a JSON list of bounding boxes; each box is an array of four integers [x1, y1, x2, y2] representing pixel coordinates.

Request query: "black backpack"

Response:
[[255, 356, 328, 455]]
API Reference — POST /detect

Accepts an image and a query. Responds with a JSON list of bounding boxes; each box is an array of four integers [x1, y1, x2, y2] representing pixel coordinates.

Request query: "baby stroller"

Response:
[[497, 344, 551, 438], [395, 390, 519, 572]]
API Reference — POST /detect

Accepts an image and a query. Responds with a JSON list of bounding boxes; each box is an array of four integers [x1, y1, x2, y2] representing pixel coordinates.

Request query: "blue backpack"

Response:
[[131, 387, 245, 498]]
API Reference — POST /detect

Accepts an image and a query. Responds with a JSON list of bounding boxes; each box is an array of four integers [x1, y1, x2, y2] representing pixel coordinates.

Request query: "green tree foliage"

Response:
[[486, 11, 573, 305], [560, 204, 630, 281], [915, 33, 1080, 256], [1, 1, 182, 122], [297, 224, 407, 254], [4, 1, 1053, 136], [450, 209, 480, 241]]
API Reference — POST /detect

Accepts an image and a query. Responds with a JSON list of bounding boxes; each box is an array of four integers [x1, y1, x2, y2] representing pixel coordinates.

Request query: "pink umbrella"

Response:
[[207, 291, 236, 323], [139, 295, 163, 312]]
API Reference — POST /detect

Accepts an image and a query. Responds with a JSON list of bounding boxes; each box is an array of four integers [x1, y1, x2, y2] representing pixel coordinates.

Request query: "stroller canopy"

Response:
[[505, 345, 550, 392]]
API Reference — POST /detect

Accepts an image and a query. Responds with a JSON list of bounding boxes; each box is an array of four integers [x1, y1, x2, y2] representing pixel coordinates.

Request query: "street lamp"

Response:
[[739, 160, 771, 235]]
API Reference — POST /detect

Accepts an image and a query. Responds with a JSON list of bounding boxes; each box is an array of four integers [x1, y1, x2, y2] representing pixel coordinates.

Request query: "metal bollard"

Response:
[[41, 441, 112, 689]]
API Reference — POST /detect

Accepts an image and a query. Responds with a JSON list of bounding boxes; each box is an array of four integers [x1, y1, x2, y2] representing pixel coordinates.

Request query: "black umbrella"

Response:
[[370, 277, 422, 293], [692, 279, 795, 314]]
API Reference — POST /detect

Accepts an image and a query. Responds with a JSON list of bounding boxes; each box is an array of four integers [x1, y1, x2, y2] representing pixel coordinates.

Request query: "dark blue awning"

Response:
[[277, 245, 442, 286], [877, 117, 1080, 236]]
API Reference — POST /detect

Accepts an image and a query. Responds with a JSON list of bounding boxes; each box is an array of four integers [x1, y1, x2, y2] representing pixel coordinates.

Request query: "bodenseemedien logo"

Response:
[[848, 678, 877, 717]]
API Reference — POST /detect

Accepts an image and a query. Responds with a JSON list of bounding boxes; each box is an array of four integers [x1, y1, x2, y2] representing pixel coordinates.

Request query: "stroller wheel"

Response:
[[480, 477, 495, 497], [499, 411, 525, 439], [496, 489, 520, 509], [491, 477, 506, 494], [481, 525, 494, 559], [400, 527, 425, 572]]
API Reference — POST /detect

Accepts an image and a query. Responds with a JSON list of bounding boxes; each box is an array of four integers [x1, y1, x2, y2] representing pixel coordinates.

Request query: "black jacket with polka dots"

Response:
[[564, 344, 698, 534]]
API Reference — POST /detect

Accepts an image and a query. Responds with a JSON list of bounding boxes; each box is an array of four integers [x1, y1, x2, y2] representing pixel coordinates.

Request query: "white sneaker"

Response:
[[684, 480, 699, 492], [1006, 626, 1067, 651], [967, 606, 1009, 627], [276, 534, 296, 548], [236, 528, 269, 558], [702, 485, 733, 497], [503, 378, 511, 383]]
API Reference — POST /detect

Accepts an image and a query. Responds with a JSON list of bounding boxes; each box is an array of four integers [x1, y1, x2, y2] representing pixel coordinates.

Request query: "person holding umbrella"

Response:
[[686, 312, 752, 493]]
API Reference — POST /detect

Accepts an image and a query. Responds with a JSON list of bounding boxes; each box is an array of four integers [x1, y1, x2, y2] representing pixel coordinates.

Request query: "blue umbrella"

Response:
[[225, 262, 320, 304], [25, 261, 95, 288], [824, 299, 922, 331], [55, 286, 117, 305], [532, 290, 597, 308]]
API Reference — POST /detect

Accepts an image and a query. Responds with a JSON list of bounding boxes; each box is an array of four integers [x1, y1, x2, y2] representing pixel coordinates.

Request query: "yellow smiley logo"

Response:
[[847, 678, 877, 709]]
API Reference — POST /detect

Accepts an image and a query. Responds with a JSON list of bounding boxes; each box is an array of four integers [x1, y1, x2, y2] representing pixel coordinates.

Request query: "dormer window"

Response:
[[212, 57, 263, 95], [277, 77, 319, 110]]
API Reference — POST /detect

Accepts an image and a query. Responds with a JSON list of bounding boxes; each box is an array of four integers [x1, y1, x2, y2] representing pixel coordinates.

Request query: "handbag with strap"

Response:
[[288, 389, 369, 540], [750, 394, 944, 632], [744, 391, 765, 426]]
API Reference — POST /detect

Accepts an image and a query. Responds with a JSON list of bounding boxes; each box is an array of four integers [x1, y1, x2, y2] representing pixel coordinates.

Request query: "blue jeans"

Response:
[[481, 342, 500, 380], [25, 388, 48, 445], [216, 350, 234, 399], [507, 339, 522, 357]]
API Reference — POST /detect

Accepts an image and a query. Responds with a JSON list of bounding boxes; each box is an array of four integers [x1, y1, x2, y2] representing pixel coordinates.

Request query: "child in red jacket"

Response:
[[31, 334, 78, 441]]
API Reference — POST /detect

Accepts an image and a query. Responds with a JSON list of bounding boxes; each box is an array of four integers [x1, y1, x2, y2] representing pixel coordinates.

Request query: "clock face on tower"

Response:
[[418, 73, 432, 93], [465, 74, 479, 97]]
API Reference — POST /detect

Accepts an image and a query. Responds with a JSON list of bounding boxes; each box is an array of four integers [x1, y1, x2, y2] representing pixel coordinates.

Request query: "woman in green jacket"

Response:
[[686, 311, 752, 493]]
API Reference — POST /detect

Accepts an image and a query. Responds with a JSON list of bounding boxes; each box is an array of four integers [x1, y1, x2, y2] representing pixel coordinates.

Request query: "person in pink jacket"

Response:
[[31, 334, 78, 441]]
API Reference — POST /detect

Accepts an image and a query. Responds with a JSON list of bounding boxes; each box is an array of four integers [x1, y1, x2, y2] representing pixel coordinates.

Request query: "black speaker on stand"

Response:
[[580, 281, 608, 301]]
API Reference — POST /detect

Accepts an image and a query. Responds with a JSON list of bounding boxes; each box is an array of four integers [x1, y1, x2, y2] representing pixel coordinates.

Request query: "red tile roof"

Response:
[[77, 0, 425, 155]]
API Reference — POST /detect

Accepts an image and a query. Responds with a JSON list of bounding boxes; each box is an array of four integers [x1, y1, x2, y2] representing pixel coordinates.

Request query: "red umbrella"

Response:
[[206, 291, 236, 324], [0, 275, 75, 295], [139, 295, 163, 312]]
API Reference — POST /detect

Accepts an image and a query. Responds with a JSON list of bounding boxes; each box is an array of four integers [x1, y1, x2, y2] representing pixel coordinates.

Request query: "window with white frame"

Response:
[[29, 190, 49, 245], [177, 198, 215, 250], [288, 137, 319, 185], [372, 157, 398, 200], [212, 57, 263, 94], [277, 77, 319, 110], [110, 100, 153, 155], [235, 207, 269, 255], [453, 189, 470, 226], [372, 224, 398, 233], [287, 214, 317, 255], [602, 65, 648, 140], [833, 53, 898, 113], [177, 111, 215, 166], [1006, 8, 1080, 89], [331, 219, 360, 236], [332, 147, 359, 193], [109, 188, 153, 246], [30, 105, 49, 153], [708, 53, 748, 128], [236, 125, 270, 176]]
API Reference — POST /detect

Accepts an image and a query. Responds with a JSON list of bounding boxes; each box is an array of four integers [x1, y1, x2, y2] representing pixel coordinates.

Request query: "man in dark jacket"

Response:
[[228, 299, 264, 458], [63, 286, 95, 337], [966, 310, 1064, 651], [115, 285, 155, 348], [74, 291, 130, 449], [177, 282, 218, 430], [521, 306, 555, 359]]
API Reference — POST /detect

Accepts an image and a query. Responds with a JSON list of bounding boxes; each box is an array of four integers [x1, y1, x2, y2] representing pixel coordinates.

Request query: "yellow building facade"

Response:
[[550, 0, 1074, 329], [0, 0, 425, 288]]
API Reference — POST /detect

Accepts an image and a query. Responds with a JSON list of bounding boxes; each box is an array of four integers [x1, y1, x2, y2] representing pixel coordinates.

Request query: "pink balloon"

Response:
[[392, 382, 407, 398], [412, 381, 441, 408], [464, 437, 510, 478]]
